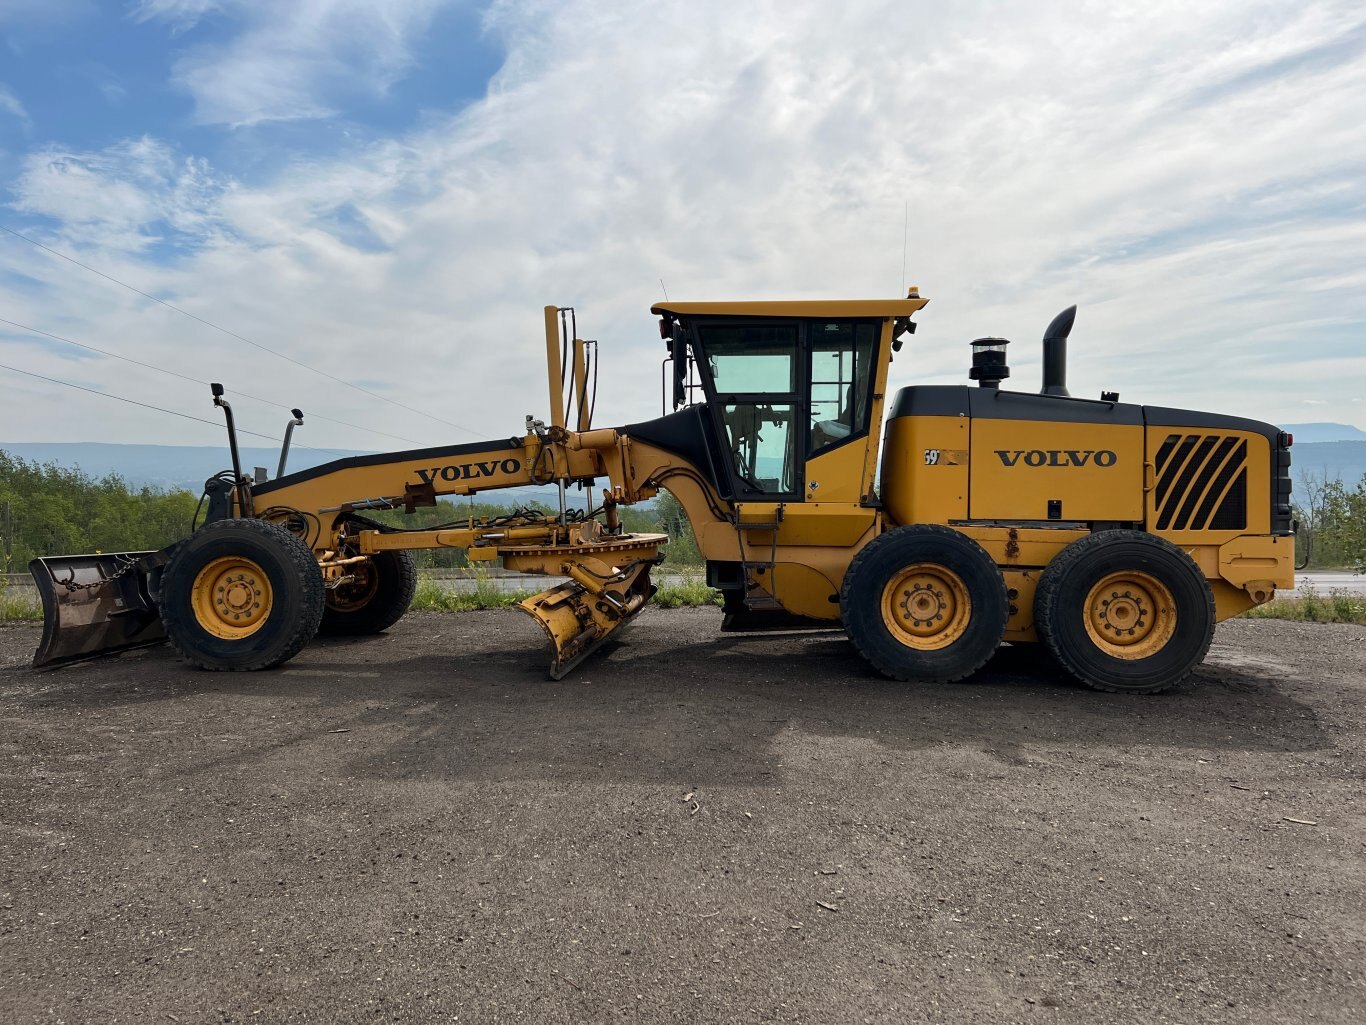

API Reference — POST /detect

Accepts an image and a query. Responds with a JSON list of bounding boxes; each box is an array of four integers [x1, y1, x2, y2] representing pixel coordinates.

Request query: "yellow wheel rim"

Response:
[[1083, 571, 1176, 660], [326, 561, 378, 612], [191, 556, 273, 640], [880, 563, 972, 651]]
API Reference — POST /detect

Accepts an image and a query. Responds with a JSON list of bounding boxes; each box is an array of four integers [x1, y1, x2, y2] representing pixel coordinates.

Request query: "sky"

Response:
[[1, 0, 1364, 458]]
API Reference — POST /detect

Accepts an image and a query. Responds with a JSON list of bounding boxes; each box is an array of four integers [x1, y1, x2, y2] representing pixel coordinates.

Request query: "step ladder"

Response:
[[732, 503, 784, 610]]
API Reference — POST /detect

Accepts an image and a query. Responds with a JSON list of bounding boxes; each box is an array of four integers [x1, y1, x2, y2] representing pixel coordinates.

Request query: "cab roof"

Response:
[[650, 297, 929, 319]]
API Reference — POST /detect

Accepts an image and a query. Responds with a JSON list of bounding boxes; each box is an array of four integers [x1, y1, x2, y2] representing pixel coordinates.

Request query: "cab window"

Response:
[[809, 321, 877, 455], [701, 323, 798, 393]]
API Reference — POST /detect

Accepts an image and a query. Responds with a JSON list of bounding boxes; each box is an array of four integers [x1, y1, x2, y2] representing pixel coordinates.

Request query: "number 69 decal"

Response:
[[924, 449, 941, 465]]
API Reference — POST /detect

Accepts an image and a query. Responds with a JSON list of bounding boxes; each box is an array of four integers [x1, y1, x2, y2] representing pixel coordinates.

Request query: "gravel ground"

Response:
[[1, 611, 1363, 1025]]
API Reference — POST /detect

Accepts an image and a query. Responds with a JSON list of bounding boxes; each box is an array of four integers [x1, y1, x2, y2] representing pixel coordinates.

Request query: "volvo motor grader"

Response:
[[31, 293, 1295, 693]]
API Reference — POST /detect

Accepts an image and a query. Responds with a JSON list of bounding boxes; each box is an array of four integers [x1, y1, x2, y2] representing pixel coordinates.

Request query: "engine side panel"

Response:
[[969, 418, 1143, 522], [881, 413, 969, 526]]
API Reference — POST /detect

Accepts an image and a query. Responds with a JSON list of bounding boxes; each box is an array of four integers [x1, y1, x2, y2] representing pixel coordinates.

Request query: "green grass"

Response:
[[408, 571, 722, 612], [0, 579, 42, 623], [1242, 584, 1366, 625], [409, 572, 531, 612], [652, 575, 724, 608]]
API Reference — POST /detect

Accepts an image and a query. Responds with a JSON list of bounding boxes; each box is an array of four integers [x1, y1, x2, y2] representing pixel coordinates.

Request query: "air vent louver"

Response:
[[1153, 433, 1248, 531]]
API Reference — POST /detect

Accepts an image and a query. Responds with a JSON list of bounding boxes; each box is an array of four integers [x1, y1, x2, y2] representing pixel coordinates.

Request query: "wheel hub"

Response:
[[880, 564, 972, 650], [1083, 572, 1177, 660], [901, 580, 955, 633], [191, 557, 273, 640], [1098, 589, 1149, 638], [326, 561, 378, 612]]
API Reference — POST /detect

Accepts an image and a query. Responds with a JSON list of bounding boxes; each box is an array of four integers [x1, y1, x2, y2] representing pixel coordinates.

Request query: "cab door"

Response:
[[803, 319, 881, 505], [695, 319, 804, 500]]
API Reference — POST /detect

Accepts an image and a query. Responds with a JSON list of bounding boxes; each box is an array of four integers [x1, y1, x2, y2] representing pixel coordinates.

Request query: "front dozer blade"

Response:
[[29, 552, 166, 668], [517, 576, 654, 680]]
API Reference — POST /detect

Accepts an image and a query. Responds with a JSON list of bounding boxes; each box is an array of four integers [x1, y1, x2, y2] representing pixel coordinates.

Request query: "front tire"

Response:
[[840, 525, 1009, 683], [160, 518, 325, 671], [318, 550, 418, 636], [1034, 530, 1214, 694]]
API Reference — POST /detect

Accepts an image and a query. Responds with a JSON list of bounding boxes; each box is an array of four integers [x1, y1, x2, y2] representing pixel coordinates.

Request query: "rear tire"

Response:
[[160, 518, 324, 671], [1034, 530, 1214, 694], [840, 524, 1009, 683], [318, 550, 418, 636]]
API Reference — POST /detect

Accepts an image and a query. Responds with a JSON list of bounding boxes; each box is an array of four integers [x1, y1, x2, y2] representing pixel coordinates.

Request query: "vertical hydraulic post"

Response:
[[573, 337, 590, 432], [544, 305, 566, 429]]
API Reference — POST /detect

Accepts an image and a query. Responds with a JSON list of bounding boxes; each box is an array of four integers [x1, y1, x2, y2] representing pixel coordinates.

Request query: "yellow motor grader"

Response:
[[31, 293, 1295, 692]]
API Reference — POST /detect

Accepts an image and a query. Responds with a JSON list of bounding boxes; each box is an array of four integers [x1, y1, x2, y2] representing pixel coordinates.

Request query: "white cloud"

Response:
[[10, 137, 231, 251], [136, 0, 456, 126], [3, 0, 1366, 451], [0, 81, 28, 125], [129, 0, 224, 31]]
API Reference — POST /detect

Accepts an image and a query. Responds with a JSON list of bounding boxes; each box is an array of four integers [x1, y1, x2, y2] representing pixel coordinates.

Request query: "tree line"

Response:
[[0, 451, 198, 570], [1295, 471, 1366, 572]]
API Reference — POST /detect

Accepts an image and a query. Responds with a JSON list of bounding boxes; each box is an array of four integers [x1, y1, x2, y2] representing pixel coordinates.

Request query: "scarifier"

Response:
[[31, 293, 1295, 693]]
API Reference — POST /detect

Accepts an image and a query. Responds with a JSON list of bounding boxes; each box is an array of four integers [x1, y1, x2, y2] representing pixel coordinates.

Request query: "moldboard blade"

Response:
[[30, 552, 166, 668], [517, 578, 650, 679]]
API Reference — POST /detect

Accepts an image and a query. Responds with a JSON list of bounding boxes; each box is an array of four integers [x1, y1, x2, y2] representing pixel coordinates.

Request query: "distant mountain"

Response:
[[1280, 422, 1366, 444], [1292, 441, 1366, 489]]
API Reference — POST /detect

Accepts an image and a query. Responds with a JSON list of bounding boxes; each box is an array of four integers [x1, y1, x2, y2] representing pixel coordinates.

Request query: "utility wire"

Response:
[[0, 223, 482, 437], [2, 360, 354, 458], [0, 315, 425, 447], [4, 360, 279, 440]]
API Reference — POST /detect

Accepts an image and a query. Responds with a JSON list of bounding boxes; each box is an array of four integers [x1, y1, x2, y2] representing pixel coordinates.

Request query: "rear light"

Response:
[[1279, 431, 1293, 448]]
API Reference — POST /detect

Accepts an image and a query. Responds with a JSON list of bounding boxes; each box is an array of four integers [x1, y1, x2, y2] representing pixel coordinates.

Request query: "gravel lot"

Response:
[[1, 610, 1364, 1024]]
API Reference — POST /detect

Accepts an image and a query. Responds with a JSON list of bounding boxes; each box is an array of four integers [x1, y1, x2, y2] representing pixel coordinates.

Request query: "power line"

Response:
[[3, 360, 279, 440], [1, 360, 353, 459], [0, 315, 425, 447], [0, 223, 483, 437]]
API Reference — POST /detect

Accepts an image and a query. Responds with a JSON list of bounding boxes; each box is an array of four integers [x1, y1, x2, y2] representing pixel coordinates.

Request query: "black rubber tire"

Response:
[[1034, 530, 1215, 694], [159, 518, 325, 671], [318, 550, 418, 637], [840, 524, 1009, 683]]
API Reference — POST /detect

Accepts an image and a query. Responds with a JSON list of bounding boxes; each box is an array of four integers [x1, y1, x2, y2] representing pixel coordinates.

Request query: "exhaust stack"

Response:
[[1041, 305, 1077, 397]]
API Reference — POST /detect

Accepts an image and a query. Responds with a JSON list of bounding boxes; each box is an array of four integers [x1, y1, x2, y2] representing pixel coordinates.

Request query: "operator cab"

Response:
[[646, 298, 927, 504], [683, 318, 877, 496]]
